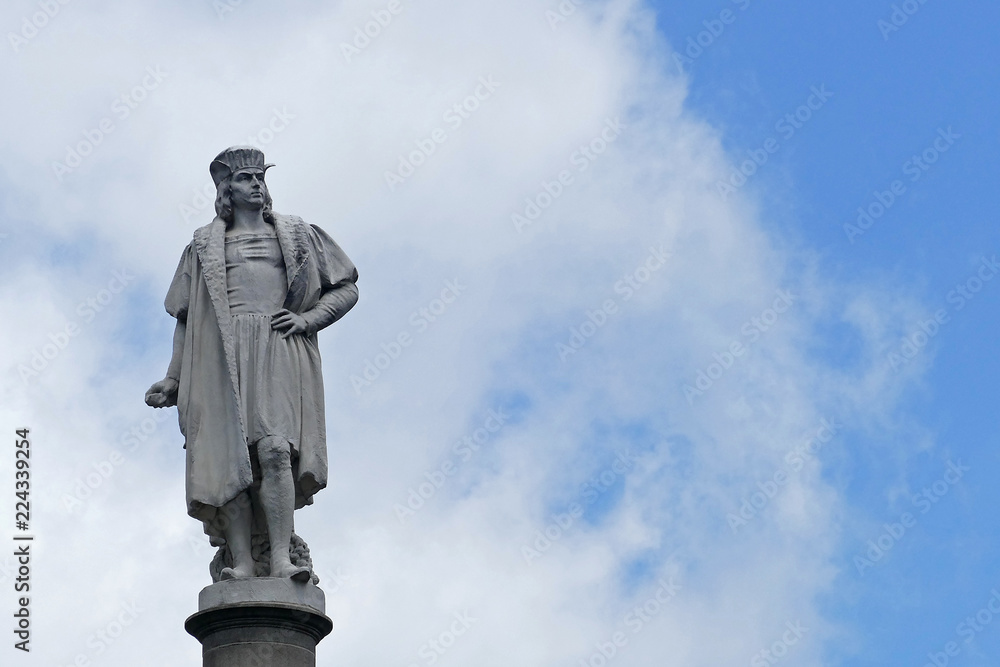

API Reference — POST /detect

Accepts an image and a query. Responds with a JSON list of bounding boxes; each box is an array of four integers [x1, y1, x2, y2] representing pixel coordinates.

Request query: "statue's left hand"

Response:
[[271, 309, 308, 338]]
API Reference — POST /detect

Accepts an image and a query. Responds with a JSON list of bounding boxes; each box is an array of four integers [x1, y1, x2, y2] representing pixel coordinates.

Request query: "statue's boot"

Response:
[[272, 562, 311, 583], [220, 564, 254, 580]]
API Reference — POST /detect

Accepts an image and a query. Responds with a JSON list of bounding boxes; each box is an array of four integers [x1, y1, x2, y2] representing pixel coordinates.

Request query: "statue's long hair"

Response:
[[215, 176, 275, 224]]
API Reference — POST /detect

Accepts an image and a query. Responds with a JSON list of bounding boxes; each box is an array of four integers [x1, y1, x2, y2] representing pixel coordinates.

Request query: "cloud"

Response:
[[0, 1, 920, 665]]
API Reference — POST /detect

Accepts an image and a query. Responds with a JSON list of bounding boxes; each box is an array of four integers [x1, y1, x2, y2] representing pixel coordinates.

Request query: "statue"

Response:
[[145, 146, 359, 584]]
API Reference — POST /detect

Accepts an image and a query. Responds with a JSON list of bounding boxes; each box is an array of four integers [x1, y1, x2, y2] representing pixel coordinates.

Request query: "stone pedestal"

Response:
[[185, 578, 333, 667]]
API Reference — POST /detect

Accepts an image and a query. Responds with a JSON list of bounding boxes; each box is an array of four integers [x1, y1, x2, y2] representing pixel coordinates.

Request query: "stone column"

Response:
[[185, 578, 333, 667]]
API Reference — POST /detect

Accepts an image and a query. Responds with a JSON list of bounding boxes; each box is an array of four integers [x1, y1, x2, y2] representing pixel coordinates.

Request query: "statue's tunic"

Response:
[[164, 213, 358, 537], [225, 232, 287, 315]]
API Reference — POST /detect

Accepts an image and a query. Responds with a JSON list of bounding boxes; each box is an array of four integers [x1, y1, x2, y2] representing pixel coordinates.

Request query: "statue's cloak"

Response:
[[164, 213, 358, 534]]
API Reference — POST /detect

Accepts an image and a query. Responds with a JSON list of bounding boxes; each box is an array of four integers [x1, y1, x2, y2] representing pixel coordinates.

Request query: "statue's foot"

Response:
[[220, 565, 254, 580], [272, 562, 311, 583]]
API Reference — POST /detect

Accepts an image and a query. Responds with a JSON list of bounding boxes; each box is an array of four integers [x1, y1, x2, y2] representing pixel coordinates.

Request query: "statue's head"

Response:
[[210, 146, 275, 223]]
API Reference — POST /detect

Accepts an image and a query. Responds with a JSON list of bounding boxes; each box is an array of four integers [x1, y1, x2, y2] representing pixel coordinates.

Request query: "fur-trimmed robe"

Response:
[[164, 213, 358, 536]]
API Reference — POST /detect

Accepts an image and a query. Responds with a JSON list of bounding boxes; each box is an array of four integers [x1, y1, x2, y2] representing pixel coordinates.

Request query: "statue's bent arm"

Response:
[[303, 281, 359, 335]]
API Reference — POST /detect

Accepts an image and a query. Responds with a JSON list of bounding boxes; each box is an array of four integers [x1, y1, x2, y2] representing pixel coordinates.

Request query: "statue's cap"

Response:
[[210, 146, 275, 186]]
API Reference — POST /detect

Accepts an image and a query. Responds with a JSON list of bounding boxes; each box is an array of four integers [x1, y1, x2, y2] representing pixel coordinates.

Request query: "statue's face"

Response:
[[230, 169, 267, 210]]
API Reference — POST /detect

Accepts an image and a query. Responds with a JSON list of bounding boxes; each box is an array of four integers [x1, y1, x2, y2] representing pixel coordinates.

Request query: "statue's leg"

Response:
[[219, 491, 254, 580], [257, 435, 310, 581]]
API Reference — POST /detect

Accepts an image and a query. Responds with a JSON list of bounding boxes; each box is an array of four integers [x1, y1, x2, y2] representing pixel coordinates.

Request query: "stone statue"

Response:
[[145, 146, 359, 584]]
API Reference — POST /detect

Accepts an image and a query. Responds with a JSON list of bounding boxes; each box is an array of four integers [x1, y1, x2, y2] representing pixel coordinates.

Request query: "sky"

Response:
[[0, 1, 997, 666]]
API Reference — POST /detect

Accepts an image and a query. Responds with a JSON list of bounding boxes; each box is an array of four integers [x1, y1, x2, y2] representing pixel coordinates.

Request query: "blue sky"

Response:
[[653, 1, 1000, 664], [0, 1, 996, 665]]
